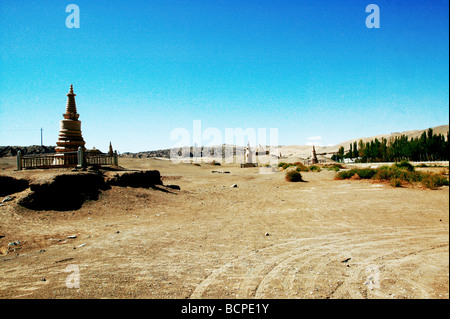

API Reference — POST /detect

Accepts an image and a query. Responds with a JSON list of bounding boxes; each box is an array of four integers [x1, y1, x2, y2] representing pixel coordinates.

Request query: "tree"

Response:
[[353, 141, 358, 158], [338, 146, 345, 162]]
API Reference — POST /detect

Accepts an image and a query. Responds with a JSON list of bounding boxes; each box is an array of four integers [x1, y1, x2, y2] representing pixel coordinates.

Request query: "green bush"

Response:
[[374, 167, 393, 181], [374, 166, 421, 184], [285, 169, 303, 182], [390, 178, 402, 187], [335, 169, 357, 180], [406, 171, 424, 183], [296, 163, 310, 172], [394, 161, 415, 171], [280, 163, 296, 170], [325, 164, 343, 172], [421, 174, 449, 189], [308, 165, 322, 172], [278, 162, 311, 172], [334, 163, 449, 190], [356, 168, 377, 179]]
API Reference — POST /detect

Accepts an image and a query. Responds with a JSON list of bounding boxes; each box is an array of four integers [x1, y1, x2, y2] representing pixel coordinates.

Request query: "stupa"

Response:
[[55, 85, 86, 153], [311, 145, 318, 164], [108, 142, 114, 156], [240, 142, 258, 167], [245, 142, 253, 164]]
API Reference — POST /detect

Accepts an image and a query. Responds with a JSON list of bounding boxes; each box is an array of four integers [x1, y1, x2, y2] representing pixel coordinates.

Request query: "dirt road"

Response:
[[0, 158, 448, 299]]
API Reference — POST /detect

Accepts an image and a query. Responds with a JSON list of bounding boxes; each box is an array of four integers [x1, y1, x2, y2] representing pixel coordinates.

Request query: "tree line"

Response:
[[332, 128, 449, 163]]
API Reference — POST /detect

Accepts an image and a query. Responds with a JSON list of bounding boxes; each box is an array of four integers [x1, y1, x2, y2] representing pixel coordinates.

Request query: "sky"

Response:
[[0, 0, 448, 153]]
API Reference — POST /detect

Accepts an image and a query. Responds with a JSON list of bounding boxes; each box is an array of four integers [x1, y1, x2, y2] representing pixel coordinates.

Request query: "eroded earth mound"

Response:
[[1, 169, 165, 211]]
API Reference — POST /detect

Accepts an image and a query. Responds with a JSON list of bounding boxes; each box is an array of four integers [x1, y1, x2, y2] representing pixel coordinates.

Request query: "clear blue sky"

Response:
[[0, 0, 448, 153]]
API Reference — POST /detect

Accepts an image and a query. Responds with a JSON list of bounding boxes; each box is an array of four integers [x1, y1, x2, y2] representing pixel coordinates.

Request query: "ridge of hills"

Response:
[[121, 124, 449, 160], [1, 124, 448, 159]]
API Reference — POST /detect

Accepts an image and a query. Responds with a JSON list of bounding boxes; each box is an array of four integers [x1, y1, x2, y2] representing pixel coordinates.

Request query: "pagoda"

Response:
[[55, 85, 86, 153], [311, 145, 318, 164], [108, 142, 114, 156]]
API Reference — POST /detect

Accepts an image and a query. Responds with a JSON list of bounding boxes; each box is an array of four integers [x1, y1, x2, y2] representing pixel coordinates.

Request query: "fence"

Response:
[[86, 154, 116, 166], [303, 159, 328, 166], [17, 147, 118, 170]]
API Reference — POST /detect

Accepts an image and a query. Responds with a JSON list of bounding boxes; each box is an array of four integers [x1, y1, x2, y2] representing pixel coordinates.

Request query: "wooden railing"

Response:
[[17, 147, 118, 170]]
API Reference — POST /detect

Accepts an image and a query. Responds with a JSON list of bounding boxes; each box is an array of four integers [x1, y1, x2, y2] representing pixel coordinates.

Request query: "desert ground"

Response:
[[0, 157, 448, 299]]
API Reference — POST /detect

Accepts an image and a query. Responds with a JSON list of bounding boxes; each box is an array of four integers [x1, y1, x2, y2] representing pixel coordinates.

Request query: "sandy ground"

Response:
[[0, 157, 448, 299]]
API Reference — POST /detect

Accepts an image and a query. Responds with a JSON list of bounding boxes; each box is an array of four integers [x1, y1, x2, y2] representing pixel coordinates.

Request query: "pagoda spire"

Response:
[[108, 142, 114, 156], [64, 84, 79, 120]]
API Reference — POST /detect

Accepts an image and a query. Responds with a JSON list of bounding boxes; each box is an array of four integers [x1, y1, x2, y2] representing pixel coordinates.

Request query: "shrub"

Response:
[[325, 164, 343, 172], [394, 161, 415, 172], [334, 163, 449, 190], [356, 168, 376, 179], [309, 165, 322, 172], [390, 178, 402, 187], [325, 163, 344, 169], [335, 169, 357, 180], [279, 163, 296, 170], [296, 163, 310, 172], [285, 169, 303, 182], [374, 167, 396, 181], [374, 166, 419, 183], [421, 174, 449, 189], [405, 171, 424, 183], [279, 162, 311, 171]]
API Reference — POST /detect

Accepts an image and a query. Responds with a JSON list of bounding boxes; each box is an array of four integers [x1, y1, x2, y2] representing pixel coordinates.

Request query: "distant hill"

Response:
[[123, 124, 449, 160], [2, 125, 448, 160], [319, 124, 449, 155], [121, 144, 246, 159], [0, 145, 56, 158]]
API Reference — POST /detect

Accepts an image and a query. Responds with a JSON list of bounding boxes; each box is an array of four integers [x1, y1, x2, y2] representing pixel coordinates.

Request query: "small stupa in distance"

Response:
[[311, 145, 318, 164]]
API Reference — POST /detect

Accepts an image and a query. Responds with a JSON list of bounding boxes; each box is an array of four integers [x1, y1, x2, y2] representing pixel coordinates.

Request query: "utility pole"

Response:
[[40, 127, 43, 146]]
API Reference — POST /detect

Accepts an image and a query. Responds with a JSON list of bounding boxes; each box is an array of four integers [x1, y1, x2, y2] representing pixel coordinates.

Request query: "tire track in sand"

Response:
[[190, 227, 448, 299]]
